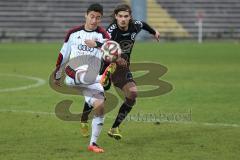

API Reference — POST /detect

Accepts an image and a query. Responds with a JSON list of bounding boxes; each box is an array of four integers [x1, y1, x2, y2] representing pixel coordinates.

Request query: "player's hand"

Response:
[[54, 79, 61, 87], [154, 30, 160, 42], [85, 39, 97, 48], [116, 57, 127, 67]]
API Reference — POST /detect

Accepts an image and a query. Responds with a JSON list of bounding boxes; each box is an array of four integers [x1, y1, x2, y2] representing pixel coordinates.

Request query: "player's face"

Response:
[[85, 11, 102, 30], [115, 11, 131, 30]]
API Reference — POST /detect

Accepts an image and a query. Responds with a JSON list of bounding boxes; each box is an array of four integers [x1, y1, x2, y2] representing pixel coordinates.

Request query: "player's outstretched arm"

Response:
[[141, 21, 160, 41], [154, 29, 160, 42]]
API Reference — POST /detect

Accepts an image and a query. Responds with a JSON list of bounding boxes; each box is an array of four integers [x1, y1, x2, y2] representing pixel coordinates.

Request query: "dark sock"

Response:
[[112, 98, 135, 128], [80, 102, 92, 122]]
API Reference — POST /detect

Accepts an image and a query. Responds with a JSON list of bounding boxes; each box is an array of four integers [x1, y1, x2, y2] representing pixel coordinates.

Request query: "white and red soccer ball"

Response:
[[101, 40, 122, 62]]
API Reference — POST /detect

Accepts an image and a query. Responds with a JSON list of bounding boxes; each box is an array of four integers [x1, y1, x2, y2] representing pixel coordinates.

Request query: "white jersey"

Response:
[[54, 25, 110, 80]]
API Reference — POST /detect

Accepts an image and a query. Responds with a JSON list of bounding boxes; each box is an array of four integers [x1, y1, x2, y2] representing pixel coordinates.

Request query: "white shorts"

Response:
[[64, 75, 104, 106]]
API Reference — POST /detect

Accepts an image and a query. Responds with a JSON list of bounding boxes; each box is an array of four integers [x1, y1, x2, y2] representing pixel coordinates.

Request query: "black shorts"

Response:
[[111, 65, 135, 89]]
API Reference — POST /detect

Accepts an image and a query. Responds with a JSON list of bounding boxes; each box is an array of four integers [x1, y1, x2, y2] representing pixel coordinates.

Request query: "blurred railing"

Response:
[[0, 0, 240, 41]]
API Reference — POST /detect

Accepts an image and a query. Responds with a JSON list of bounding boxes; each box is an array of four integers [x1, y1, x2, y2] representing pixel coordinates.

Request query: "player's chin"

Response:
[[89, 24, 97, 30], [120, 23, 126, 27]]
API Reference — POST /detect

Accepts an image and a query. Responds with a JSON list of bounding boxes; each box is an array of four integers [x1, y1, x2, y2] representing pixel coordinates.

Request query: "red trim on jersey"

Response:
[[97, 26, 110, 39], [65, 65, 76, 79], [56, 53, 63, 69], [64, 25, 83, 42], [54, 53, 63, 80]]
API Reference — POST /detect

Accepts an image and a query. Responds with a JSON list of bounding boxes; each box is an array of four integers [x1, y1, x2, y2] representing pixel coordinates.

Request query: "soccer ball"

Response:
[[101, 40, 121, 62]]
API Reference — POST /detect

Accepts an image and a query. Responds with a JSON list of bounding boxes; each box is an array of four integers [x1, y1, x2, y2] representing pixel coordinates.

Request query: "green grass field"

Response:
[[0, 41, 240, 160]]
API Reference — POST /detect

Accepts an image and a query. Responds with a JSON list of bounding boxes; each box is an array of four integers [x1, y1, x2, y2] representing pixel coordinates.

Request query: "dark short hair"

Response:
[[87, 3, 103, 15], [114, 4, 132, 15]]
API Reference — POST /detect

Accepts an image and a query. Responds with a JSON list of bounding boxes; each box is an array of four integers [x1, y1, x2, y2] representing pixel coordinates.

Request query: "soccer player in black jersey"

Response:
[[81, 4, 160, 140]]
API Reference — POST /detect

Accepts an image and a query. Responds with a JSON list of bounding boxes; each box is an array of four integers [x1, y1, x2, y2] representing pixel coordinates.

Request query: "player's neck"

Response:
[[119, 26, 128, 31], [84, 24, 97, 31]]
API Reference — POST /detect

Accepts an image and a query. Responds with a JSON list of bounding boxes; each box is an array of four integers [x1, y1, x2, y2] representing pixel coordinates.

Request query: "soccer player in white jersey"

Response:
[[53, 3, 113, 153]]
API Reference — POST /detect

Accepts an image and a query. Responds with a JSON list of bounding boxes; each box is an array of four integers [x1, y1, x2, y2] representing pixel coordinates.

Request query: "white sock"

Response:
[[90, 116, 104, 145]]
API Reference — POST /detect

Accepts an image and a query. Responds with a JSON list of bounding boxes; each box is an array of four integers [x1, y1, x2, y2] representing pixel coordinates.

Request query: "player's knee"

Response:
[[125, 90, 137, 106], [128, 90, 137, 100], [92, 99, 104, 116]]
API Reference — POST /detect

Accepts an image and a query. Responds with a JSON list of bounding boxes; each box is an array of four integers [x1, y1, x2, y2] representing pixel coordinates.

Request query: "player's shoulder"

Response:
[[64, 25, 84, 42], [107, 22, 118, 30], [107, 22, 118, 33], [95, 26, 110, 39], [132, 20, 143, 28], [96, 26, 106, 33]]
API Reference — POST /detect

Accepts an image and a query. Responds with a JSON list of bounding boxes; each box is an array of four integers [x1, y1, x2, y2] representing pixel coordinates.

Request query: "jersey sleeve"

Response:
[[134, 20, 156, 35], [107, 23, 118, 40], [54, 34, 72, 80], [98, 26, 110, 41]]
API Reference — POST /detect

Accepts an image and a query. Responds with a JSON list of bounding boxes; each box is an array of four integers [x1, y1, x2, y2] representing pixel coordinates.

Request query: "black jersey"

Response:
[[107, 20, 156, 62]]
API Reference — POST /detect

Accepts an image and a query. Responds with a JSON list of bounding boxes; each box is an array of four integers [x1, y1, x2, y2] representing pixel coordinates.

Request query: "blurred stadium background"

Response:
[[0, 0, 240, 42], [0, 0, 240, 160]]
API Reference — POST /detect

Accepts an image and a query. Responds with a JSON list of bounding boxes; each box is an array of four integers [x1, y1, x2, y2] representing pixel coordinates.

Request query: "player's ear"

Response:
[[114, 14, 117, 19], [85, 13, 88, 19]]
